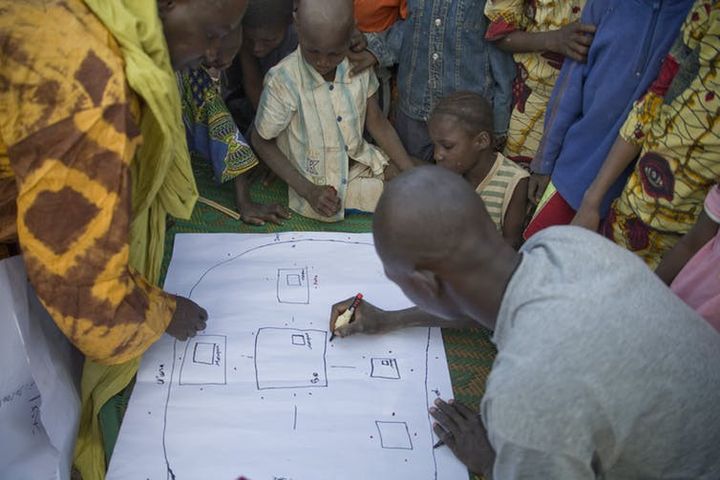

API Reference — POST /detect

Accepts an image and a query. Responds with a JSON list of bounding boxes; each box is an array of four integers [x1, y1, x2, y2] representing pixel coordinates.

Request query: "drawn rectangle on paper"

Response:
[[193, 342, 216, 365], [255, 328, 327, 390], [370, 358, 400, 379], [376, 421, 413, 450], [180, 335, 226, 385], [277, 268, 309, 304]]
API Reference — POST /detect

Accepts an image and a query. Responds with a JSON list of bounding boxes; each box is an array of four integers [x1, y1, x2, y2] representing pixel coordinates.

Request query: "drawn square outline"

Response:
[[375, 421, 413, 450], [291, 334, 306, 346], [276, 267, 310, 304], [179, 335, 227, 386], [254, 327, 328, 390], [370, 357, 400, 380], [192, 342, 216, 365]]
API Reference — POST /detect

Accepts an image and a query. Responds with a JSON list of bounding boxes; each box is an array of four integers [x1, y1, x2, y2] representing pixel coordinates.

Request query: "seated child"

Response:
[[655, 185, 720, 332], [428, 92, 529, 248], [179, 25, 290, 226], [233, 0, 297, 128], [251, 0, 415, 222]]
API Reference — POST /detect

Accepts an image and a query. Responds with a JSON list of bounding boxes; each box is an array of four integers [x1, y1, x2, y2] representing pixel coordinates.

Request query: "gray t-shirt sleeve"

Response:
[[493, 440, 595, 480]]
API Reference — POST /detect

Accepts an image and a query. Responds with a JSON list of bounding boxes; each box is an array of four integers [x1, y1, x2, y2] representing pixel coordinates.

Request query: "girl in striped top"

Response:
[[429, 92, 530, 248]]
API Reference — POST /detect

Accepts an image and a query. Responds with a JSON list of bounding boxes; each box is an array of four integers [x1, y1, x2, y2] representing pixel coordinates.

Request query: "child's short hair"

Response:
[[430, 91, 495, 137], [243, 0, 294, 28]]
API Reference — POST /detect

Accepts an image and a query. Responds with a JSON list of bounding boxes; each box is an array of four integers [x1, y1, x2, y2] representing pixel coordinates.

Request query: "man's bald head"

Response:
[[373, 166, 500, 271]]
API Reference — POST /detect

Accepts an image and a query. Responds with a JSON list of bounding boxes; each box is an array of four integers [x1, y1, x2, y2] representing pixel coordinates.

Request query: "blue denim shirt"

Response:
[[366, 0, 515, 136]]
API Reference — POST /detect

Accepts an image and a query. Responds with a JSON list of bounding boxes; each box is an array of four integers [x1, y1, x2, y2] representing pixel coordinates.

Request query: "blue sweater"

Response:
[[532, 0, 694, 215]]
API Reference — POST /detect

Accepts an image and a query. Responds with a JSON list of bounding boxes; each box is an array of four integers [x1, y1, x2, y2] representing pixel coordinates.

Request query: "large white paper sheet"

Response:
[[107, 232, 468, 480], [0, 256, 82, 480]]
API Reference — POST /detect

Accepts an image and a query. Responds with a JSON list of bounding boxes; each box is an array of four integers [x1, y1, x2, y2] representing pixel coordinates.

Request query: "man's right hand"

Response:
[[305, 185, 341, 217], [329, 298, 391, 338], [527, 173, 550, 206], [166, 296, 208, 341]]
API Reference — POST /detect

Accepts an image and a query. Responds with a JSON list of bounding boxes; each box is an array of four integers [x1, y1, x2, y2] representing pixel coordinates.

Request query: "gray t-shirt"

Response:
[[483, 226, 720, 479]]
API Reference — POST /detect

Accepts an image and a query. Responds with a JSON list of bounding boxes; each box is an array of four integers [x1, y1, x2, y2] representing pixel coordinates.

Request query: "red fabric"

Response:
[[649, 55, 680, 97], [485, 18, 519, 41], [523, 190, 576, 240]]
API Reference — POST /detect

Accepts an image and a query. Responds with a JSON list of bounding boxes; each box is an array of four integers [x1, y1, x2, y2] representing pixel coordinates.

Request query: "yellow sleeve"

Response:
[[0, 5, 175, 365], [484, 0, 528, 41]]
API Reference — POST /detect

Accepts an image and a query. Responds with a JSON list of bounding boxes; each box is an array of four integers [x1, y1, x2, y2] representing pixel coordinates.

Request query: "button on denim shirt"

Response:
[[366, 0, 515, 136]]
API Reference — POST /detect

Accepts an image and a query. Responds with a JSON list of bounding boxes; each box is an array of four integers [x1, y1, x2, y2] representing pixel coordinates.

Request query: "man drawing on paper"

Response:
[[329, 166, 720, 479]]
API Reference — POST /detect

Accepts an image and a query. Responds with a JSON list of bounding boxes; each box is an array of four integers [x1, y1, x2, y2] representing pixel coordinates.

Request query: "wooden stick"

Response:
[[197, 196, 241, 221]]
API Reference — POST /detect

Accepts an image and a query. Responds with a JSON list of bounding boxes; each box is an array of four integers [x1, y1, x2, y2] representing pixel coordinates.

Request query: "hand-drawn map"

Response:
[[107, 232, 468, 480]]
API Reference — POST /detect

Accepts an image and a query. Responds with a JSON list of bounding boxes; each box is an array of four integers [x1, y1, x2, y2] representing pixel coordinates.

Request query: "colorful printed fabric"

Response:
[[484, 0, 585, 164], [255, 48, 388, 222], [476, 153, 530, 230], [180, 68, 258, 183], [604, 0, 720, 268], [0, 0, 175, 365], [670, 185, 720, 332]]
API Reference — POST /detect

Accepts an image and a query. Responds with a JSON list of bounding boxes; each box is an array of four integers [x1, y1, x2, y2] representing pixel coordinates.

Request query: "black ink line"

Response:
[[293, 405, 298, 431], [28, 395, 41, 403], [254, 328, 328, 390], [163, 340, 177, 480], [424, 328, 438, 480], [187, 239, 373, 298]]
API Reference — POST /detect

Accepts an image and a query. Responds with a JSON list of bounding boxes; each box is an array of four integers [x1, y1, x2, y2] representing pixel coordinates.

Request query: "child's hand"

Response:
[[306, 185, 341, 217], [240, 201, 291, 226], [348, 50, 378, 76], [350, 28, 367, 52], [527, 173, 550, 206], [548, 22, 596, 63]]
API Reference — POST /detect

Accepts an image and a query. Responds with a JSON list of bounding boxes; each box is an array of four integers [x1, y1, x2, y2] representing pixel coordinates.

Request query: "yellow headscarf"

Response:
[[74, 1, 197, 478]]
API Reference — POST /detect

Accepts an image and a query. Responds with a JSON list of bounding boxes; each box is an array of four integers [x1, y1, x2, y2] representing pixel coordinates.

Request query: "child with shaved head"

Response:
[[251, 0, 415, 222]]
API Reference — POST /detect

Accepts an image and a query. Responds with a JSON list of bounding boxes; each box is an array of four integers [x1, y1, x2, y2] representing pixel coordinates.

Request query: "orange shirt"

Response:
[[354, 0, 408, 33]]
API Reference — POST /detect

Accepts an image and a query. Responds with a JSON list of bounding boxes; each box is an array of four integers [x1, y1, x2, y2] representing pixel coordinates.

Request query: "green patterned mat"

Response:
[[101, 157, 497, 478]]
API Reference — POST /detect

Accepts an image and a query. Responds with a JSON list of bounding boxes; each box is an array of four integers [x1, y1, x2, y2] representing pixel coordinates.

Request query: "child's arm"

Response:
[[571, 137, 641, 230], [365, 93, 415, 172], [240, 44, 265, 111], [502, 177, 529, 249], [656, 186, 720, 285], [251, 128, 341, 217], [233, 172, 291, 225], [655, 209, 718, 285], [493, 23, 596, 63]]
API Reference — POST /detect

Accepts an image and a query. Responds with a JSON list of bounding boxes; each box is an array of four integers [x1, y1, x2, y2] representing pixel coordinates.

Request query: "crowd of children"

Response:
[[1, 0, 718, 477], [179, 0, 718, 332]]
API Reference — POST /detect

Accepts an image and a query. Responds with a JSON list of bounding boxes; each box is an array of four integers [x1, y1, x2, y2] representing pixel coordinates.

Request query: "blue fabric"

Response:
[[180, 68, 258, 184], [366, 0, 515, 136], [532, 0, 694, 215]]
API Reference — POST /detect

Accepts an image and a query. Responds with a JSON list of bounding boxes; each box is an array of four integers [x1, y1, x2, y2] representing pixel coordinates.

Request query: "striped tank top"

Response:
[[476, 153, 530, 230]]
